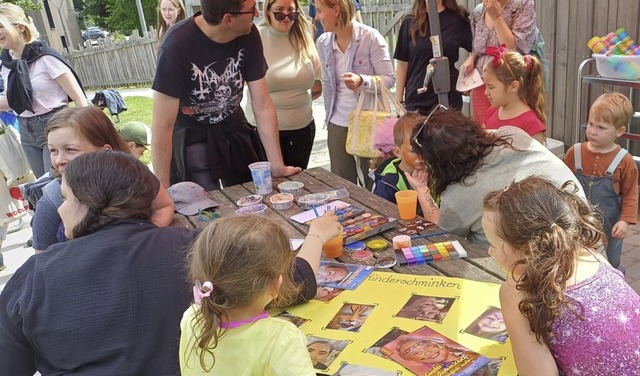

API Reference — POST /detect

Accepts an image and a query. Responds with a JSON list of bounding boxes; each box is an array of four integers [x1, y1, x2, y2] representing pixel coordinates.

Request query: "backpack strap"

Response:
[[605, 148, 629, 176], [574, 143, 583, 172]]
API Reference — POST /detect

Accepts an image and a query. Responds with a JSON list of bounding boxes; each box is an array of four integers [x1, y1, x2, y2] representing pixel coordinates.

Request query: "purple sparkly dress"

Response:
[[550, 259, 640, 375]]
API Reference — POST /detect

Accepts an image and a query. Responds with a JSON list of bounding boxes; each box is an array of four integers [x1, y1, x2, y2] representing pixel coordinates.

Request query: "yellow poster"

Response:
[[281, 271, 516, 375]]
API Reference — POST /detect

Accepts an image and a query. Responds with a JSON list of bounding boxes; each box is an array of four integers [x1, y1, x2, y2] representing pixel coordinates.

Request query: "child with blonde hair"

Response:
[[563, 92, 638, 273], [482, 176, 640, 375], [180, 213, 339, 375], [482, 45, 546, 143]]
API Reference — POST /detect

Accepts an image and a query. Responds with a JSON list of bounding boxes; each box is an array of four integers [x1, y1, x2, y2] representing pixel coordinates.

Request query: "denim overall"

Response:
[[574, 143, 628, 270]]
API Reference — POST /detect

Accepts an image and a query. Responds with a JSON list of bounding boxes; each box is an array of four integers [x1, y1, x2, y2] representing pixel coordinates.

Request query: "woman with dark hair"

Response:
[[31, 106, 175, 253], [0, 151, 196, 375], [394, 0, 471, 115], [407, 109, 583, 247]]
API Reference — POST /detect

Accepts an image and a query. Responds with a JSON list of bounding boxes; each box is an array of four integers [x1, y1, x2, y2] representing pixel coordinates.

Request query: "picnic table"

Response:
[[171, 167, 515, 375], [171, 167, 506, 284]]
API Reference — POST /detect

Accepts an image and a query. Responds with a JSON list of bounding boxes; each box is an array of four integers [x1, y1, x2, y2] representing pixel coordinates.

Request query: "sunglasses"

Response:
[[272, 11, 299, 21], [413, 104, 448, 148]]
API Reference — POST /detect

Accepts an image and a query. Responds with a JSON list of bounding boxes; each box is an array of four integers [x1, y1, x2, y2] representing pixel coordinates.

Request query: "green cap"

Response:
[[119, 121, 150, 146]]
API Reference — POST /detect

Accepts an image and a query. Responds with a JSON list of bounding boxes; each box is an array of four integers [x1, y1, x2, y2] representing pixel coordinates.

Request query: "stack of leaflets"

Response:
[[379, 326, 489, 375]]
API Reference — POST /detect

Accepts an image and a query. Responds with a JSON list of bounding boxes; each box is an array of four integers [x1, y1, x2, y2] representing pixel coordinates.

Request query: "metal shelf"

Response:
[[582, 75, 640, 88]]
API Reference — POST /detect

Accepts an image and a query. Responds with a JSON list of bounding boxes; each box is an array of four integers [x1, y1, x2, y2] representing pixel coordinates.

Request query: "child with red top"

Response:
[[482, 45, 546, 144], [563, 92, 638, 273]]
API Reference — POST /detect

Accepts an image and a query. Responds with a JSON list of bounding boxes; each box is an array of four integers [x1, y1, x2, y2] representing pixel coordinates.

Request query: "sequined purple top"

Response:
[[550, 260, 640, 375]]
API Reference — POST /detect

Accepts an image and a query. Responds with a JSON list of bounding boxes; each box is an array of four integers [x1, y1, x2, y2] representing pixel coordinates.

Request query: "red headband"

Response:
[[485, 44, 508, 69]]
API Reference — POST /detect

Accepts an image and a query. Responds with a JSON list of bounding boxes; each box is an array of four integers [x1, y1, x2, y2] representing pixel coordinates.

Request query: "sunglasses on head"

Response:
[[413, 104, 448, 148], [272, 11, 299, 21]]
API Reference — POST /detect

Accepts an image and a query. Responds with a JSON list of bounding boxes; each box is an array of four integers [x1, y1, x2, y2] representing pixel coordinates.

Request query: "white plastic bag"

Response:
[[0, 122, 31, 185]]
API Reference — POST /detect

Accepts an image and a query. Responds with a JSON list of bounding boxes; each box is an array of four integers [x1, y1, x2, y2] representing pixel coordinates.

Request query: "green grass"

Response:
[[111, 96, 153, 165]]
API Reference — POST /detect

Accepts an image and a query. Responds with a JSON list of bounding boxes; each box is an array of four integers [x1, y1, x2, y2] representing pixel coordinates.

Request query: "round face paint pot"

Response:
[[352, 250, 373, 261], [344, 241, 366, 252]]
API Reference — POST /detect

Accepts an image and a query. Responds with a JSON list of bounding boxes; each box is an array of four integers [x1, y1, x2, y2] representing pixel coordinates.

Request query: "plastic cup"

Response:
[[393, 235, 412, 249], [395, 190, 418, 220], [248, 161, 272, 194], [323, 226, 344, 259]]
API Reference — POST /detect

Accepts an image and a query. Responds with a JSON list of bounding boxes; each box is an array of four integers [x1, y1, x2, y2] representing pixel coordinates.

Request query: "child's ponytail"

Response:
[[522, 55, 547, 127]]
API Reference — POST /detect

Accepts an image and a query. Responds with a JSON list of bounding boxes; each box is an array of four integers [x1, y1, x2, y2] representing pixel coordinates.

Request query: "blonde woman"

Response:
[[157, 0, 186, 42], [315, 0, 395, 189], [0, 3, 87, 178], [245, 0, 320, 168]]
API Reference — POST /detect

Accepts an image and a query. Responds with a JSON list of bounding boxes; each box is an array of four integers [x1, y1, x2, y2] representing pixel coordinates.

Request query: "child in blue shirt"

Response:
[[372, 113, 426, 205]]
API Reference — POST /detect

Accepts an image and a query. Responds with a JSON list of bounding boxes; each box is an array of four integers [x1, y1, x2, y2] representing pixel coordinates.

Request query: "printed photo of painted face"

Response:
[[397, 295, 455, 322], [464, 307, 508, 343], [306, 335, 349, 370], [326, 303, 374, 332], [275, 312, 309, 327], [307, 341, 332, 370], [317, 264, 350, 283], [397, 336, 460, 365], [314, 286, 344, 302]]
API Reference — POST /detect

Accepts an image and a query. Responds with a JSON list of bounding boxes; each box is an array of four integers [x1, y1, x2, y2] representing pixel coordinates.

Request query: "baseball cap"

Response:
[[119, 121, 150, 146], [373, 117, 399, 154], [167, 181, 219, 216]]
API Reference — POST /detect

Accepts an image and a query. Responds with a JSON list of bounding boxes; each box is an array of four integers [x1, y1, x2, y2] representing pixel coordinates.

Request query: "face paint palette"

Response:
[[394, 240, 468, 266], [341, 213, 397, 245]]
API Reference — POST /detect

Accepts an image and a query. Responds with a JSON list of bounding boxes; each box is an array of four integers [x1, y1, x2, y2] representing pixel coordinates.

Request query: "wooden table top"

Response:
[[171, 167, 506, 284]]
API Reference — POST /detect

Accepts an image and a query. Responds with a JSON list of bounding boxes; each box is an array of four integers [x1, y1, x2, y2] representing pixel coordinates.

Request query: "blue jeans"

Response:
[[19, 110, 60, 177]]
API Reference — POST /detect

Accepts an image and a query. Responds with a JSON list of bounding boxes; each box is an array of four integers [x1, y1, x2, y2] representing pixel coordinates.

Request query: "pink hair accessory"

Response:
[[193, 280, 213, 305], [485, 44, 509, 68], [523, 55, 533, 71]]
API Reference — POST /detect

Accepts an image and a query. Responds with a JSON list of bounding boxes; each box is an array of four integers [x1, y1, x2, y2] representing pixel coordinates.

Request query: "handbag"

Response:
[[0, 121, 31, 185], [346, 77, 406, 158]]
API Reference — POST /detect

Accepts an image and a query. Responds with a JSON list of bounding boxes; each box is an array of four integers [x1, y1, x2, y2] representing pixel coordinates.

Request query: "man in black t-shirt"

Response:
[[151, 0, 300, 190]]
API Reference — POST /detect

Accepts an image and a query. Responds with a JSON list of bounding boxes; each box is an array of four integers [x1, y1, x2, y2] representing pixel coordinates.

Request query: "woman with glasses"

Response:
[[316, 0, 395, 189], [157, 0, 186, 42], [245, 0, 320, 169], [407, 109, 582, 248], [394, 0, 472, 115]]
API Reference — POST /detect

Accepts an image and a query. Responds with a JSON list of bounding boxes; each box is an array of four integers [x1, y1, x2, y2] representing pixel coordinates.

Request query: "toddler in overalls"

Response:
[[564, 92, 638, 273]]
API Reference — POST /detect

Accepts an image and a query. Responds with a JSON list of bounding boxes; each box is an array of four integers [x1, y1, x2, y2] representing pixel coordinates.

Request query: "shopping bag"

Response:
[[346, 77, 405, 158], [0, 121, 31, 185], [0, 172, 34, 225]]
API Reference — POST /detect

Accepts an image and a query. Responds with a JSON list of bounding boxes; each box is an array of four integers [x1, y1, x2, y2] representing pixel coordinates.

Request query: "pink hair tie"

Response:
[[523, 55, 533, 70], [485, 44, 508, 69], [193, 280, 213, 305]]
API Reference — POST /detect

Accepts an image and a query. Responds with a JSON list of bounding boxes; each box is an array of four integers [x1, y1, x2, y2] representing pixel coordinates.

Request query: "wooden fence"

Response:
[[64, 30, 159, 89], [64, 0, 640, 146]]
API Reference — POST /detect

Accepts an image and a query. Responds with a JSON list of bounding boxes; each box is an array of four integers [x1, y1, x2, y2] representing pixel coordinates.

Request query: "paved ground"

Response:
[[2, 89, 639, 295]]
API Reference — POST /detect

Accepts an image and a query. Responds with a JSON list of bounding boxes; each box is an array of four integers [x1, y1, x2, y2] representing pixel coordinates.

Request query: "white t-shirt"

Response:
[[2, 55, 70, 117], [329, 39, 357, 127]]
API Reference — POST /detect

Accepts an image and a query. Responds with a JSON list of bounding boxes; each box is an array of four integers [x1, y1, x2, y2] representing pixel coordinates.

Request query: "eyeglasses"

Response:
[[227, 5, 257, 16], [413, 104, 448, 148], [272, 11, 299, 21]]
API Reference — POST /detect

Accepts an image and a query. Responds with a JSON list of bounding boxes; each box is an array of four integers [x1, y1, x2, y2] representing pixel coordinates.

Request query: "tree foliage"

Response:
[[106, 0, 157, 35], [2, 0, 42, 11]]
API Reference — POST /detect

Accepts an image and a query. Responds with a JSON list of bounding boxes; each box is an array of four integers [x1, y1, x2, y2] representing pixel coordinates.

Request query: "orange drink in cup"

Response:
[[395, 190, 418, 220], [323, 226, 344, 259]]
